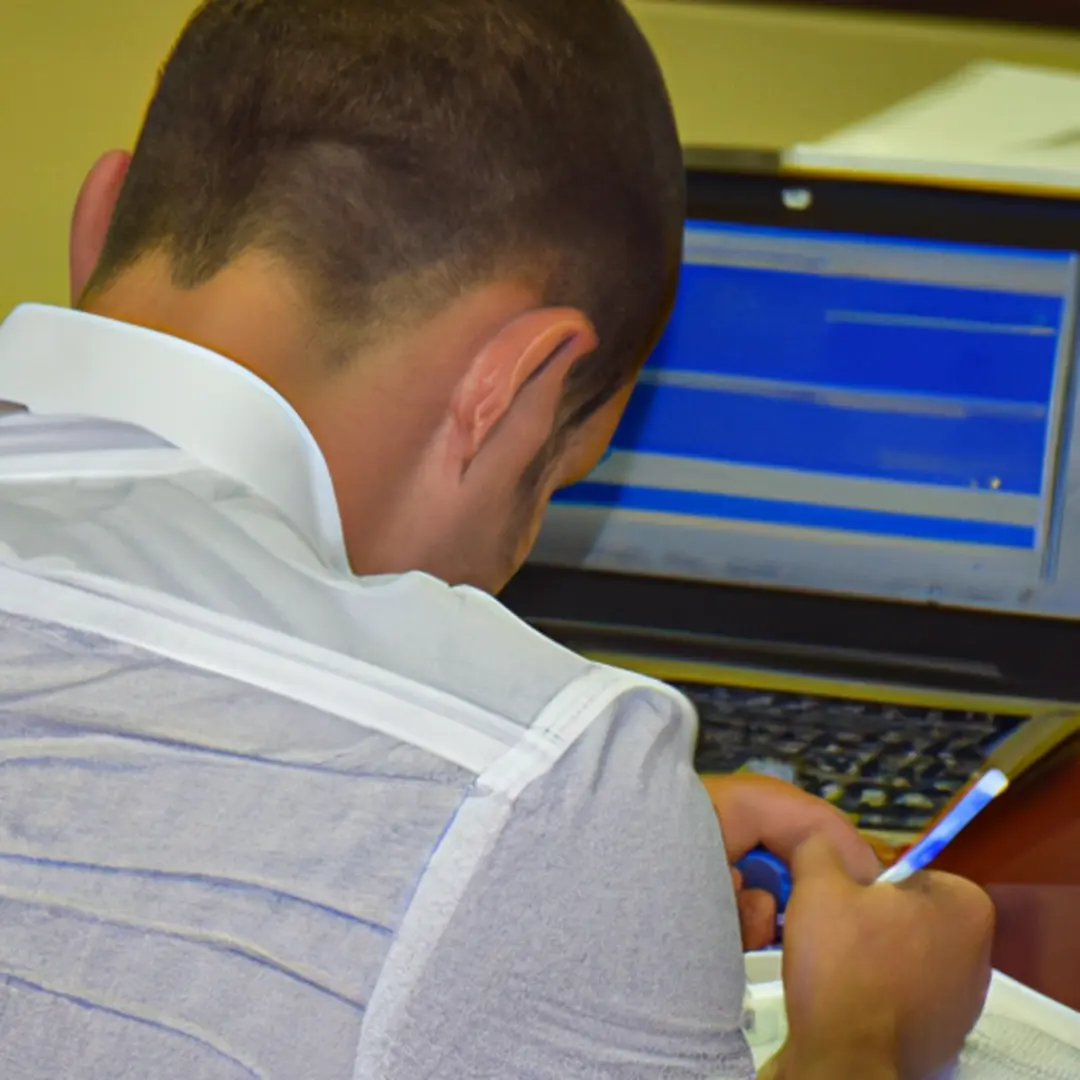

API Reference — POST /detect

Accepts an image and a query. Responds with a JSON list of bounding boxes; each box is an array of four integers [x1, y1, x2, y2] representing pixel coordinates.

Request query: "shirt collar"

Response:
[[0, 303, 350, 573]]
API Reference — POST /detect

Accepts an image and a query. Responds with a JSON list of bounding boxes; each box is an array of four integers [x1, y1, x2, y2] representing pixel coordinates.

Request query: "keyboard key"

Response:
[[690, 681, 1025, 832]]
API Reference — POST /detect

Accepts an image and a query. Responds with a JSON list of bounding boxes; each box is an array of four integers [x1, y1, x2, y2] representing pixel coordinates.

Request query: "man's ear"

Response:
[[69, 150, 131, 304], [450, 306, 598, 470]]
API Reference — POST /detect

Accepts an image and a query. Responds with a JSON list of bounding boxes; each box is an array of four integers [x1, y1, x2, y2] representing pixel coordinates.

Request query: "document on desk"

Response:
[[784, 61, 1080, 195], [741, 952, 1080, 1079]]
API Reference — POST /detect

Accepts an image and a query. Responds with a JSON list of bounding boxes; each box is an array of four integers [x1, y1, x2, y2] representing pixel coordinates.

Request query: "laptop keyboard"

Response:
[[684, 681, 1026, 833]]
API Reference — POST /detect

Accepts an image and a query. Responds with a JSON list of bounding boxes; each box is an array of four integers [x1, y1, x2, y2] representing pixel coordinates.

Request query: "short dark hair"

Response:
[[90, 0, 685, 426]]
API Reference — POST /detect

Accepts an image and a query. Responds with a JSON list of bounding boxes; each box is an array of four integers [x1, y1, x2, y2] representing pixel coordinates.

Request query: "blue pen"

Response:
[[735, 847, 792, 935], [879, 709, 1080, 883], [875, 768, 1007, 884], [735, 709, 1079, 928], [876, 708, 1080, 884], [735, 768, 1007, 923]]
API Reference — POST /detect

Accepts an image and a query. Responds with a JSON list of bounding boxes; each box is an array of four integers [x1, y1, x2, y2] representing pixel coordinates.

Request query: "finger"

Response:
[[789, 831, 861, 888], [702, 774, 881, 884], [899, 871, 997, 941], [865, 832, 901, 868], [731, 867, 743, 894], [738, 888, 778, 952]]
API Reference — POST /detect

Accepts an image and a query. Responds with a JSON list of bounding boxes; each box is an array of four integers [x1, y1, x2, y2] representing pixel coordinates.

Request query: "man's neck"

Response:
[[81, 254, 451, 574], [82, 252, 317, 397]]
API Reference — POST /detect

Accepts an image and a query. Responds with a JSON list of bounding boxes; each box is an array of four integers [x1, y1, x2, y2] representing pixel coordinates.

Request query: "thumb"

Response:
[[790, 832, 859, 887]]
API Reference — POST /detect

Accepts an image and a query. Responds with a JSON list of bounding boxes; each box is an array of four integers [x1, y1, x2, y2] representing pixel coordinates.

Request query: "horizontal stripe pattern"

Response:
[[555, 482, 1036, 549]]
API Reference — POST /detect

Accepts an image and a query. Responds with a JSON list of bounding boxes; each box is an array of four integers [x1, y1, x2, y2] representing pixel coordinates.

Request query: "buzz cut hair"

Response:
[[89, 0, 686, 426]]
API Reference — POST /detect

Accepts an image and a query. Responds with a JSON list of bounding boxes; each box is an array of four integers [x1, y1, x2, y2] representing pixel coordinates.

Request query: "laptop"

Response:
[[502, 155, 1080, 839]]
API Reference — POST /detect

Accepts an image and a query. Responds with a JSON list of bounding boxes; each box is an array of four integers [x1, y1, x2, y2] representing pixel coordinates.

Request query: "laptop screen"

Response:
[[531, 172, 1080, 620]]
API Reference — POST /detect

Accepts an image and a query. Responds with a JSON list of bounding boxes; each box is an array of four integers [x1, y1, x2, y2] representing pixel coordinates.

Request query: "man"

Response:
[[0, 2, 992, 1078]]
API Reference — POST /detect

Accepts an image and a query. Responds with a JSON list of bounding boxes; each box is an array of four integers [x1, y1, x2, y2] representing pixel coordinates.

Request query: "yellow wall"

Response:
[[5, 0, 1080, 319], [1, 1, 195, 318]]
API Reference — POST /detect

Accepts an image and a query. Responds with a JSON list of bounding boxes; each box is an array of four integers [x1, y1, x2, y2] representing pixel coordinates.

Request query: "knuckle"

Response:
[[972, 887, 996, 937], [954, 878, 996, 940]]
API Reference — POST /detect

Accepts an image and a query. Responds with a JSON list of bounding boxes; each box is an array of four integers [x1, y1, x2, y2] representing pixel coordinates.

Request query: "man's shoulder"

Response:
[[336, 571, 600, 729], [0, 440, 683, 759], [366, 572, 700, 742]]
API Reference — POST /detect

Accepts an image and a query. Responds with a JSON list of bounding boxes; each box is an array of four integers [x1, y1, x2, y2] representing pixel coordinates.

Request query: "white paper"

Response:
[[740, 950, 1080, 1076], [785, 61, 1080, 193]]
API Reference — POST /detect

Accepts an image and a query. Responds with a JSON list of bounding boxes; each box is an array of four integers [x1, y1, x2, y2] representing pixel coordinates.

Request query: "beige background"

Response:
[[4, 0, 1080, 318]]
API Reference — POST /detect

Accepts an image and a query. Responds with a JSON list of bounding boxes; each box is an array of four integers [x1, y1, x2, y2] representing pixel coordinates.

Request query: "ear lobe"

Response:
[[453, 307, 598, 465], [70, 150, 132, 304]]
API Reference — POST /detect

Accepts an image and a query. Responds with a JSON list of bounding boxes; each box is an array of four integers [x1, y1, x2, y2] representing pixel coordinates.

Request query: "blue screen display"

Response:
[[553, 221, 1077, 552]]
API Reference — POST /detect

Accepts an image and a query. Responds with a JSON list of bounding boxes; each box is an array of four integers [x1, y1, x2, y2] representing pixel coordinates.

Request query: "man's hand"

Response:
[[700, 773, 881, 950], [772, 834, 995, 1080]]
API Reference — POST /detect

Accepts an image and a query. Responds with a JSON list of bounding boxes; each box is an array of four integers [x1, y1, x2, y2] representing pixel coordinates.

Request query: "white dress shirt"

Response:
[[0, 303, 752, 1080]]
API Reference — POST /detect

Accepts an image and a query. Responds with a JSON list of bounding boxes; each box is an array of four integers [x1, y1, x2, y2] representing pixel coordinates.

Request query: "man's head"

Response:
[[70, 0, 684, 591]]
